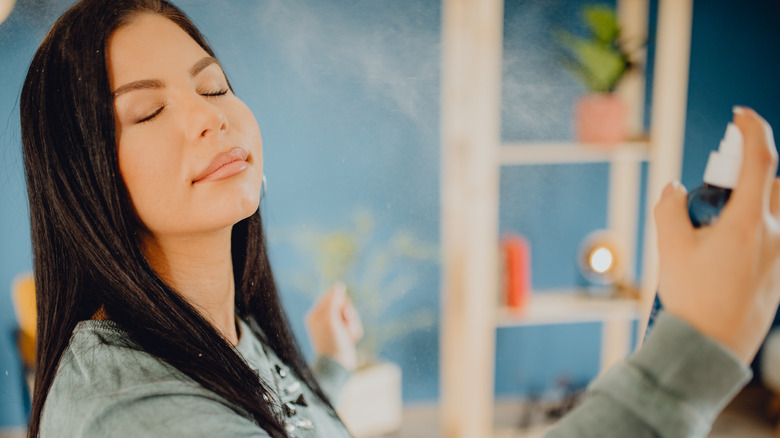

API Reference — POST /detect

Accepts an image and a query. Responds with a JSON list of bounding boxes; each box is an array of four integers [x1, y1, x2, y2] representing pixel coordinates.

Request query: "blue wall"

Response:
[[0, 0, 72, 428], [1, 0, 778, 428], [496, 0, 780, 398]]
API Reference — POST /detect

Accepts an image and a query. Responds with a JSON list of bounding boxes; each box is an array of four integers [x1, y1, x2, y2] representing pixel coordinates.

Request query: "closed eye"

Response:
[[136, 105, 165, 124], [201, 88, 229, 97], [132, 88, 227, 124]]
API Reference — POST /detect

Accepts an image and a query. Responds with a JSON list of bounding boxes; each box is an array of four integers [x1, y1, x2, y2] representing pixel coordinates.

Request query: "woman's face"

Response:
[[108, 13, 263, 240]]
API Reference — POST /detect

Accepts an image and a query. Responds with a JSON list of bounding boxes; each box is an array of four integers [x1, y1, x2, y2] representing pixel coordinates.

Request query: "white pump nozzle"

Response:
[[702, 123, 743, 189]]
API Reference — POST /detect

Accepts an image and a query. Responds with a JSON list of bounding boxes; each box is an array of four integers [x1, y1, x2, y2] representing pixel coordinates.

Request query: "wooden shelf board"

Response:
[[499, 141, 650, 166], [496, 290, 640, 328]]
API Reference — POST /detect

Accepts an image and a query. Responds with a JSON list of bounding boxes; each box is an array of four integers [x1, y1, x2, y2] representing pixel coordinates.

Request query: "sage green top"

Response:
[[40, 312, 751, 437], [547, 311, 751, 437], [40, 319, 352, 437]]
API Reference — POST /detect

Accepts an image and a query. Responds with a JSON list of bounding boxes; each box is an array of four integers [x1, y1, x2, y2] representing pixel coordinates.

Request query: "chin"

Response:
[[227, 186, 262, 223], [208, 194, 258, 227], [186, 171, 263, 228], [199, 204, 258, 233], [237, 197, 261, 221]]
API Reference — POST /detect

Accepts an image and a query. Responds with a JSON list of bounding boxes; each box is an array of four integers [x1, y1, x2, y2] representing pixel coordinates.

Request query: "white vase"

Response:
[[337, 361, 403, 438]]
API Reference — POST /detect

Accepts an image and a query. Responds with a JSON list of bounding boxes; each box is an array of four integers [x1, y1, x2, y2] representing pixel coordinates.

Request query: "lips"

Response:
[[192, 147, 250, 183]]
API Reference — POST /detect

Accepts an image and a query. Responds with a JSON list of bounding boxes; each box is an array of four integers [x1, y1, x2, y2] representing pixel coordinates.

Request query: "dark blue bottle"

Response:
[[644, 122, 742, 340]]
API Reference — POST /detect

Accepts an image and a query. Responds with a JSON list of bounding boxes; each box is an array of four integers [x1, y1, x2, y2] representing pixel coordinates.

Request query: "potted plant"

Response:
[[556, 4, 635, 144], [281, 209, 437, 437]]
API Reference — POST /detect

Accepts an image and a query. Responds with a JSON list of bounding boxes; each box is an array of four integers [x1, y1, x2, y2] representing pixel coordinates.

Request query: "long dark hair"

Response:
[[20, 1, 337, 436]]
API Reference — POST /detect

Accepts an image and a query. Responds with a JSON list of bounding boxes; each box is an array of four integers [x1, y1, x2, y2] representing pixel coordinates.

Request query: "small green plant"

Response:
[[555, 4, 632, 93], [283, 209, 438, 366]]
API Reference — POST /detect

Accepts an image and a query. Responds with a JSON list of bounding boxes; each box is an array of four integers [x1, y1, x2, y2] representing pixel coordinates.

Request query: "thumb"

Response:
[[723, 107, 778, 222], [343, 301, 364, 342], [329, 281, 348, 312], [654, 181, 695, 258]]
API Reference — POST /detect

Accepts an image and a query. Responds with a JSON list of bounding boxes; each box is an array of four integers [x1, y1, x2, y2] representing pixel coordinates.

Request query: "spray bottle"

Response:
[[644, 121, 743, 339]]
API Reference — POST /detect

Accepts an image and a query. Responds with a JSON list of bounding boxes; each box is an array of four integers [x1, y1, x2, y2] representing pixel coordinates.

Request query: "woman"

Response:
[[22, 0, 361, 437], [21, 0, 780, 437]]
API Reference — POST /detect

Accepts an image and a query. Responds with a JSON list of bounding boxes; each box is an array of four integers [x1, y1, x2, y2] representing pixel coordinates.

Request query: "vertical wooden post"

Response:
[[616, 0, 650, 140], [601, 314, 634, 370], [609, 0, 649, 288], [604, 0, 649, 364], [440, 0, 503, 436], [639, 0, 693, 339]]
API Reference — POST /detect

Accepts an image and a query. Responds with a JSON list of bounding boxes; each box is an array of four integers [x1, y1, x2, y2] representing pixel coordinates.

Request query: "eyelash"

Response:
[[137, 105, 165, 124], [135, 88, 229, 124], [201, 88, 229, 97]]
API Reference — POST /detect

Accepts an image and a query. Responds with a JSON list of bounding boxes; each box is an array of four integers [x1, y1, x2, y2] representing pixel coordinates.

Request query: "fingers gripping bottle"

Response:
[[644, 122, 743, 340]]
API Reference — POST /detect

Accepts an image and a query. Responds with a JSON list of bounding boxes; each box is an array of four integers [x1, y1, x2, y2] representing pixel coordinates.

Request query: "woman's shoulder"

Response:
[[53, 320, 191, 388], [40, 320, 258, 437]]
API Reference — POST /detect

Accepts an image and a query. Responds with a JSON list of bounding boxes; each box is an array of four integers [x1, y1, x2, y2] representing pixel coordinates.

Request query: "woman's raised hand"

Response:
[[654, 107, 780, 364], [305, 282, 364, 371]]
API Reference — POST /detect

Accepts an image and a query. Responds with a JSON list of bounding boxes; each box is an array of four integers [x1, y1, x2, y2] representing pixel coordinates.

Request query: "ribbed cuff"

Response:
[[590, 311, 751, 437]]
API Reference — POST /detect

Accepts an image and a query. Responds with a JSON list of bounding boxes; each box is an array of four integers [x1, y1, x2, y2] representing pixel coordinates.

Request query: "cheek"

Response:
[[117, 135, 188, 233], [230, 100, 263, 168]]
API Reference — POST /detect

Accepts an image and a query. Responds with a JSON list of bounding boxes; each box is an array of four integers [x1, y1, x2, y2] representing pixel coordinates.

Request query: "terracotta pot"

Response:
[[338, 361, 402, 437], [575, 93, 628, 145]]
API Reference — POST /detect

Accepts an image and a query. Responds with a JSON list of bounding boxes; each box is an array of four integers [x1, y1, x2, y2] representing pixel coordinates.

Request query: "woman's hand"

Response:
[[305, 282, 364, 371], [655, 107, 780, 364]]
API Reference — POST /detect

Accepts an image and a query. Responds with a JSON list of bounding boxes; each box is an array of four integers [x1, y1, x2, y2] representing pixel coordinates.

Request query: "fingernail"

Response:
[[662, 181, 686, 196], [662, 181, 676, 196], [733, 106, 746, 115]]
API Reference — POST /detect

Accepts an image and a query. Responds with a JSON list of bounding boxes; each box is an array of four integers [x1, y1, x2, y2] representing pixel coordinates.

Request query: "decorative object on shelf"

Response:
[[574, 93, 627, 144], [500, 234, 531, 311], [283, 208, 438, 363], [577, 229, 638, 299], [337, 361, 402, 438], [0, 0, 15, 25], [12, 272, 36, 395], [516, 376, 587, 430], [556, 4, 638, 145], [280, 208, 438, 437]]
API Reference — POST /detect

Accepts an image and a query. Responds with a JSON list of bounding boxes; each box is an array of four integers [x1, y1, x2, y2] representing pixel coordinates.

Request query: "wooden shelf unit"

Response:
[[439, 0, 693, 436], [496, 291, 639, 328], [499, 141, 650, 166]]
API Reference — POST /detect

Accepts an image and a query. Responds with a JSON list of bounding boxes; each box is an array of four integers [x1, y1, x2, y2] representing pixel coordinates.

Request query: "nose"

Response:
[[187, 95, 228, 141]]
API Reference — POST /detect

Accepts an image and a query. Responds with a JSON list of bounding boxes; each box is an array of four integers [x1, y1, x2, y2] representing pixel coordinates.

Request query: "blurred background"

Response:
[[1, 0, 778, 435]]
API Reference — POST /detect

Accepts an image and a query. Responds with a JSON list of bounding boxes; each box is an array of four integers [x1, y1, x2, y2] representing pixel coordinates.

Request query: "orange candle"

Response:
[[501, 235, 531, 310]]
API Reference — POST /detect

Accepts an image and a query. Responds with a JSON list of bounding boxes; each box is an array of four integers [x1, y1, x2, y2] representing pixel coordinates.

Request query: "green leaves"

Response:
[[584, 5, 620, 43], [555, 5, 631, 93]]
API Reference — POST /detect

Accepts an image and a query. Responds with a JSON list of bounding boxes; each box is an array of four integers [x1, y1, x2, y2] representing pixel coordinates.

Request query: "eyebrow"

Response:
[[112, 79, 164, 97], [112, 56, 220, 97], [190, 56, 219, 77]]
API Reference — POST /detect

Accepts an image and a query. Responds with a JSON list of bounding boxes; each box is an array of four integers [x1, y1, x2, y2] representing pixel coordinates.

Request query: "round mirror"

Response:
[[577, 229, 625, 287], [0, 0, 15, 25]]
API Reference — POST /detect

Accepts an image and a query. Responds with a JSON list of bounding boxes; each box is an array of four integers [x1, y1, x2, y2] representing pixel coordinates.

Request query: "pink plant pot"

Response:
[[575, 93, 628, 145]]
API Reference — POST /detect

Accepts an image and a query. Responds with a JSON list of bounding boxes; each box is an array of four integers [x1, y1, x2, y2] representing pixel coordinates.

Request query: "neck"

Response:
[[141, 227, 239, 345]]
